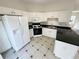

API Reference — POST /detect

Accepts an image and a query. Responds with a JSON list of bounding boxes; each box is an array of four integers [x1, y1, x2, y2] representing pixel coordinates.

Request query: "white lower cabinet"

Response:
[[42, 28, 57, 38], [54, 40, 79, 59]]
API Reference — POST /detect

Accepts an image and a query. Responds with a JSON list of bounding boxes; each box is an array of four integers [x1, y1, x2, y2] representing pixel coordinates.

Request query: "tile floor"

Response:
[[2, 36, 60, 59], [74, 50, 79, 59]]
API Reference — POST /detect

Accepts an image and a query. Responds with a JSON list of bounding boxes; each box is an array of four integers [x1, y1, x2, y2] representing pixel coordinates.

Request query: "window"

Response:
[[69, 16, 76, 25]]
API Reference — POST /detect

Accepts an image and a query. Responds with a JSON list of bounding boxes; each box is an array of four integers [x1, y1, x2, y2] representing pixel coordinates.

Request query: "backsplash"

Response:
[[59, 22, 70, 27]]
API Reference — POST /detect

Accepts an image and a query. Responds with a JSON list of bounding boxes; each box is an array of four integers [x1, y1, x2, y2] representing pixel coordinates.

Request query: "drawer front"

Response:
[[43, 28, 57, 38], [47, 29, 57, 38]]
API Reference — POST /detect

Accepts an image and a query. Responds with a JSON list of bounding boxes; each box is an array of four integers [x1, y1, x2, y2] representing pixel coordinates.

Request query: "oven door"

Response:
[[33, 28, 42, 35]]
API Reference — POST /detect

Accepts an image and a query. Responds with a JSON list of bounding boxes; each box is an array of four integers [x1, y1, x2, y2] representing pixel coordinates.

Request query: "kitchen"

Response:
[[28, 12, 79, 59], [0, 0, 79, 59]]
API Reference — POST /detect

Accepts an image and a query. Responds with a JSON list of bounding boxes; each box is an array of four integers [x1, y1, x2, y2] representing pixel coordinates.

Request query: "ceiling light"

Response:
[[72, 11, 79, 13], [23, 0, 53, 4]]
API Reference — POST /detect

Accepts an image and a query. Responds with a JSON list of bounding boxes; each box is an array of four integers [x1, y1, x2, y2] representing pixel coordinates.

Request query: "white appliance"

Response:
[[2, 15, 30, 51], [0, 20, 11, 53]]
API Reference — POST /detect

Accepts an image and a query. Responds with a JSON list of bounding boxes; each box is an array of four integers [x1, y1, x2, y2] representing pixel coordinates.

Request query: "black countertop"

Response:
[[41, 25, 57, 29], [41, 24, 71, 29], [29, 24, 71, 29], [57, 28, 79, 46], [42, 25, 79, 46], [29, 24, 79, 46]]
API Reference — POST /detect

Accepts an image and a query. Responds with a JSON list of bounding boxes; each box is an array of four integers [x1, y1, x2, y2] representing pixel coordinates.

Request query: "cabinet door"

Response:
[[2, 15, 30, 51], [42, 28, 48, 36], [54, 40, 79, 59], [42, 28, 57, 38], [47, 29, 57, 38], [0, 21, 11, 53]]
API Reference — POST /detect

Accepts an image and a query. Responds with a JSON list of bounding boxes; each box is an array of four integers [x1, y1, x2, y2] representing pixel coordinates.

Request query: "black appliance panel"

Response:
[[33, 28, 42, 35]]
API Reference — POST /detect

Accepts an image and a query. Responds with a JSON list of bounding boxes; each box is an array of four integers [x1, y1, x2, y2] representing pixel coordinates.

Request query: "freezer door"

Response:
[[0, 21, 11, 53]]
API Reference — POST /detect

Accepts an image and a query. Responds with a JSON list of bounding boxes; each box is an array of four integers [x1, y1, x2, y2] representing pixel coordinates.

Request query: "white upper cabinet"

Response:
[[2, 15, 30, 51], [28, 16, 47, 22], [28, 11, 71, 23], [28, 13, 47, 22], [28, 17, 41, 22], [45, 11, 71, 22], [57, 12, 71, 22], [0, 21, 11, 53]]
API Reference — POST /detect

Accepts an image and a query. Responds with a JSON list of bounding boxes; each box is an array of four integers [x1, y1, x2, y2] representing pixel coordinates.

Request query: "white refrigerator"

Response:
[[2, 15, 30, 51], [0, 20, 11, 53]]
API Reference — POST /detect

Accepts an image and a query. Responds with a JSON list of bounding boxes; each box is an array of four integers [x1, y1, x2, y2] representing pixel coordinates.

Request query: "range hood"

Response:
[[47, 18, 59, 25]]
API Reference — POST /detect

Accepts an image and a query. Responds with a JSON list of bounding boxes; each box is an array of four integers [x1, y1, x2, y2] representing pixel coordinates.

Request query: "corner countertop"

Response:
[[29, 24, 79, 46], [41, 25, 57, 30], [41, 24, 79, 46], [57, 28, 79, 46], [41, 24, 71, 29]]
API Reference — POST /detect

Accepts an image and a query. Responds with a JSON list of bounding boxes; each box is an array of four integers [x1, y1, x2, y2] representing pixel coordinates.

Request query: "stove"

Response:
[[32, 23, 42, 37]]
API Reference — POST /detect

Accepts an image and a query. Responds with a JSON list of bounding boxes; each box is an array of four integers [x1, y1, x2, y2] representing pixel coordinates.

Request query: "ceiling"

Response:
[[0, 0, 78, 12]]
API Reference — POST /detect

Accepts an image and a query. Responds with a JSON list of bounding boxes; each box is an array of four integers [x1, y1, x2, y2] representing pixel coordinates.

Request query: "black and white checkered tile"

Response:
[[3, 36, 60, 59]]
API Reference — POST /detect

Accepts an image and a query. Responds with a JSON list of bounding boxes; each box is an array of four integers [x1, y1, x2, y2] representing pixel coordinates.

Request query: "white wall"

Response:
[[71, 12, 79, 35], [0, 6, 28, 15], [72, 13, 79, 30]]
